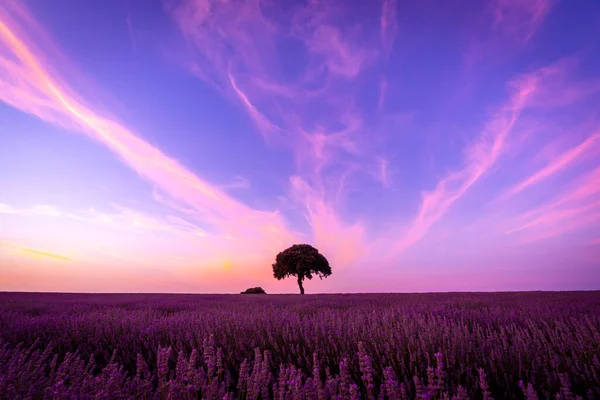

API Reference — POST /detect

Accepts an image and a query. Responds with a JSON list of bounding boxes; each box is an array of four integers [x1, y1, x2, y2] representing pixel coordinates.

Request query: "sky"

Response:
[[0, 0, 599, 293]]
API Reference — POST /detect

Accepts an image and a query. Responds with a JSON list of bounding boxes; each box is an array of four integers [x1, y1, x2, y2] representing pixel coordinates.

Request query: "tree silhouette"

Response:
[[240, 287, 266, 294], [272, 244, 331, 294]]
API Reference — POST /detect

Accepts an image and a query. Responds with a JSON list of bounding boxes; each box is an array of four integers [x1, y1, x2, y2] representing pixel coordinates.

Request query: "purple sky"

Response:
[[1, 0, 599, 293]]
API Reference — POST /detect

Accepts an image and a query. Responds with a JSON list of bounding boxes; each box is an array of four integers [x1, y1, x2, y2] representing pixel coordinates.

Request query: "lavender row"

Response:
[[1, 292, 599, 398]]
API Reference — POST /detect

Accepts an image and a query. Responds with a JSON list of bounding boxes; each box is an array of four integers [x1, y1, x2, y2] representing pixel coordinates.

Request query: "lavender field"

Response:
[[1, 292, 599, 399]]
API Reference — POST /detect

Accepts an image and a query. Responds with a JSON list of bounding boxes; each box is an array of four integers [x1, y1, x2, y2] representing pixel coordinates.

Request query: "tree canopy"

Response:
[[272, 244, 331, 294]]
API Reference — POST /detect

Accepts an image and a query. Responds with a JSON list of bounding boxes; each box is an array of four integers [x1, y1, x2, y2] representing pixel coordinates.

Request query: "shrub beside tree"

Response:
[[240, 287, 266, 294]]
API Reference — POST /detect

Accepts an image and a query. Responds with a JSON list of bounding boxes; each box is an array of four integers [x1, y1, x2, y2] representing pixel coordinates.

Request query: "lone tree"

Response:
[[272, 244, 331, 294]]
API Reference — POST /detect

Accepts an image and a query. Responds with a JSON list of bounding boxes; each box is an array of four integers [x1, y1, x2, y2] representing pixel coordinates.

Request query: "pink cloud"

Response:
[[380, 0, 398, 60], [0, 2, 297, 254], [292, 114, 361, 175], [166, 0, 278, 76], [0, 201, 208, 237], [378, 78, 387, 113], [491, 0, 552, 42], [378, 158, 391, 189], [304, 24, 370, 79], [556, 166, 600, 206], [392, 71, 539, 255], [168, 0, 379, 104], [167, 0, 376, 148], [228, 72, 283, 141], [503, 131, 600, 198], [289, 176, 367, 269], [464, 0, 554, 70], [514, 209, 600, 245], [525, 57, 600, 108], [517, 165, 600, 218], [125, 10, 136, 53], [0, 203, 20, 215], [507, 200, 600, 235], [218, 176, 251, 191], [166, 0, 383, 269], [505, 164, 600, 243], [289, 1, 378, 81]]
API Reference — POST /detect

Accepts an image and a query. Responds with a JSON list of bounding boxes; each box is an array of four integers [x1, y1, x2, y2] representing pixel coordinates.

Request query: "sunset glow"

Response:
[[1, 0, 599, 292]]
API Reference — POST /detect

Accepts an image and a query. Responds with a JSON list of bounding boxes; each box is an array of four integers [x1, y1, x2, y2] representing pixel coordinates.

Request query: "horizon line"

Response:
[[1, 290, 598, 295]]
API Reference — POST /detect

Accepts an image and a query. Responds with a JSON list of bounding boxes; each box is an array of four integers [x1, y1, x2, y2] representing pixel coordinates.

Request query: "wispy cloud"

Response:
[[505, 164, 600, 242], [0, 203, 19, 214], [378, 158, 391, 189], [219, 176, 251, 191], [508, 200, 600, 235], [491, 0, 552, 42], [0, 202, 207, 237], [503, 131, 600, 199], [0, 2, 295, 253], [0, 203, 61, 217], [228, 72, 283, 142], [491, 60, 600, 242], [125, 6, 136, 53], [377, 78, 388, 113], [392, 71, 538, 255], [380, 0, 398, 60], [21, 247, 71, 261], [167, 0, 382, 266], [290, 176, 367, 268], [168, 0, 596, 263], [303, 25, 371, 80], [293, 115, 361, 174], [514, 210, 600, 245], [465, 0, 555, 70], [525, 57, 600, 108]]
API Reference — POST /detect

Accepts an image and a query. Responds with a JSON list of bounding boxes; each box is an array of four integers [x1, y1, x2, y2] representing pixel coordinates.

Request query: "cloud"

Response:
[[168, 0, 595, 263], [507, 200, 600, 235], [491, 0, 552, 42], [218, 176, 251, 191], [493, 59, 600, 243], [379, 158, 391, 189], [525, 57, 600, 108], [0, 2, 296, 253], [502, 131, 600, 199], [377, 78, 388, 113], [393, 57, 600, 254], [0, 203, 18, 214], [514, 210, 600, 245], [165, 0, 279, 93], [0, 201, 207, 237], [289, 176, 367, 268], [228, 72, 283, 141], [465, 0, 555, 70], [504, 163, 600, 242], [0, 203, 61, 217], [392, 70, 539, 255], [167, 0, 383, 267], [380, 0, 398, 59], [125, 4, 136, 53], [292, 113, 361, 174], [21, 248, 71, 261], [303, 24, 370, 79]]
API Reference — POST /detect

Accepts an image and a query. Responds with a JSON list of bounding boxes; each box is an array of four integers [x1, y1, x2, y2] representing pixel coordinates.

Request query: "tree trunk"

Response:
[[297, 276, 305, 295]]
